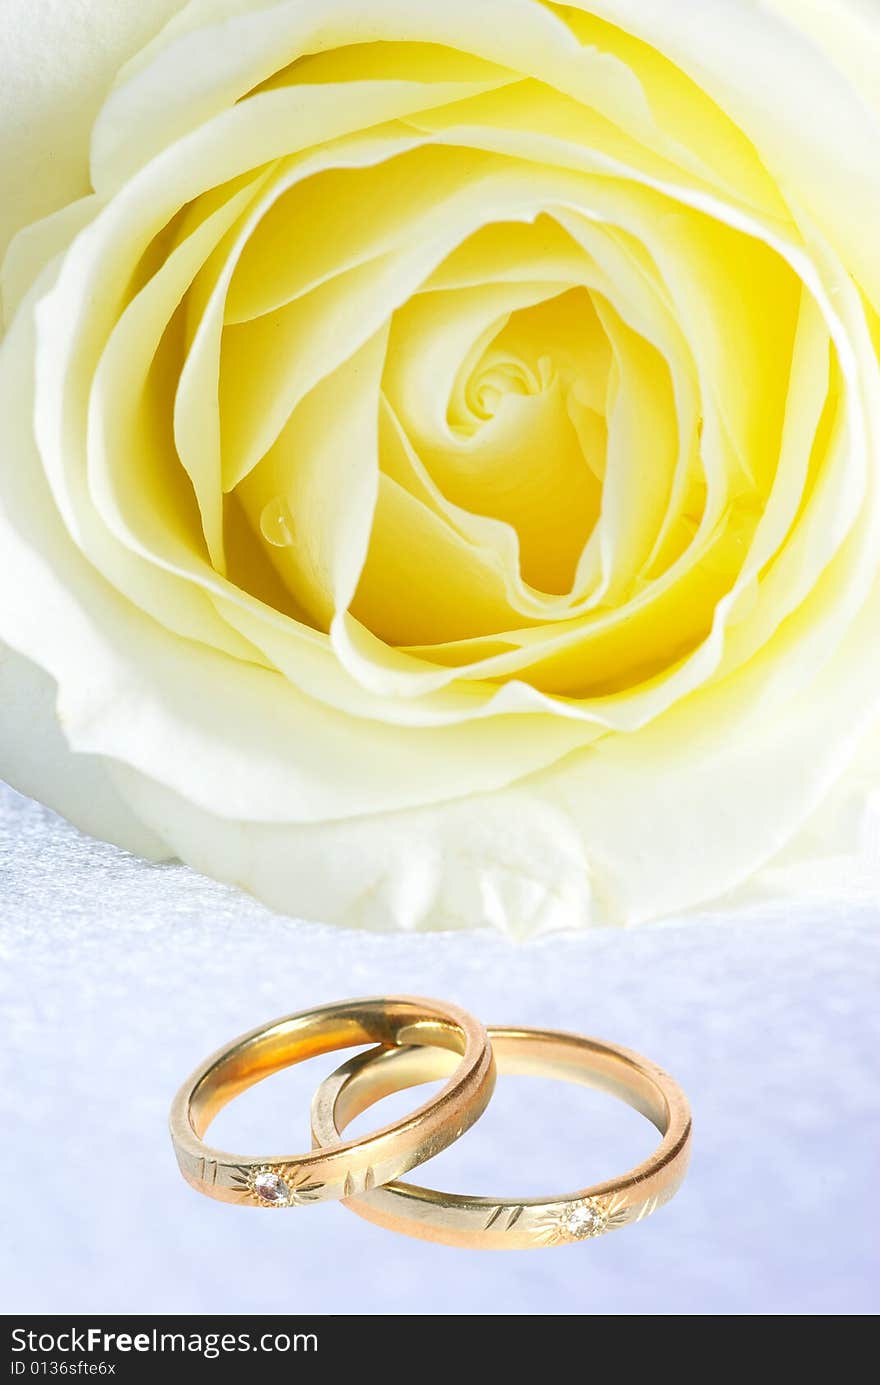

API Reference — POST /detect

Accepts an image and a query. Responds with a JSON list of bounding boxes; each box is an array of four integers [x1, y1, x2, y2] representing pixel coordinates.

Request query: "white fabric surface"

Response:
[[1, 780, 878, 1315]]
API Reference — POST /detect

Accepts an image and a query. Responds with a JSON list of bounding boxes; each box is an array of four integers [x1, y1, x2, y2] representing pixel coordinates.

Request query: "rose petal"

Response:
[[576, 0, 880, 310], [0, 0, 183, 259], [0, 644, 168, 860]]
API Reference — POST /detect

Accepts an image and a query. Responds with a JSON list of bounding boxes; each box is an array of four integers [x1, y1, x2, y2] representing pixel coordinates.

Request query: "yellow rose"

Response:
[[2, 0, 879, 933]]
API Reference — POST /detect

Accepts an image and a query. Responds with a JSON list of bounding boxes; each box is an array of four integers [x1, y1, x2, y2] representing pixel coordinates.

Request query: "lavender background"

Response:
[[1, 781, 878, 1315]]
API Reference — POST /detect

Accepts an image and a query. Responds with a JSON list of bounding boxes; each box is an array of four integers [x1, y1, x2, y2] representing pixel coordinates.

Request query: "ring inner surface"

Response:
[[330, 1029, 670, 1137], [189, 1001, 468, 1137]]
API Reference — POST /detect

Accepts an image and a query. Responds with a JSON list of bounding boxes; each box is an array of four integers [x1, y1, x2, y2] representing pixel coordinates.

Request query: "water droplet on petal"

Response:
[[260, 496, 295, 548]]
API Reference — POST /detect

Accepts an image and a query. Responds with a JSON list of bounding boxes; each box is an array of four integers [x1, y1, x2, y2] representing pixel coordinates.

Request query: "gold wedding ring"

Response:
[[171, 999, 691, 1248], [170, 996, 494, 1206], [312, 1027, 692, 1249]]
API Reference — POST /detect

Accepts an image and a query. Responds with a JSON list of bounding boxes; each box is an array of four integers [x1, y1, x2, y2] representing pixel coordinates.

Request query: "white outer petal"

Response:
[[105, 611, 880, 933], [576, 0, 880, 310], [762, 0, 880, 126], [0, 645, 168, 860], [0, 0, 186, 262], [107, 762, 594, 937]]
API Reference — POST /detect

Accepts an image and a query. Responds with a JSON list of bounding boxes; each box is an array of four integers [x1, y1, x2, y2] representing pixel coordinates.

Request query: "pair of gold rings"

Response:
[[170, 996, 691, 1250]]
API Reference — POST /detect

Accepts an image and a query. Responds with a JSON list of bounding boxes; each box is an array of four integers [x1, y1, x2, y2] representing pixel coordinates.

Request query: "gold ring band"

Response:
[[312, 1026, 691, 1248], [170, 995, 494, 1207]]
